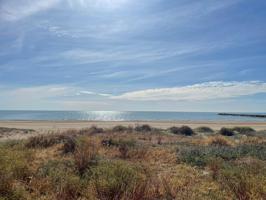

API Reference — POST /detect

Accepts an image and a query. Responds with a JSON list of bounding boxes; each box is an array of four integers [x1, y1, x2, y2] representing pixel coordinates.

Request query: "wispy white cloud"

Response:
[[0, 0, 61, 21], [111, 81, 266, 101], [60, 43, 217, 64], [76, 90, 112, 97], [66, 0, 129, 9], [0, 85, 112, 109]]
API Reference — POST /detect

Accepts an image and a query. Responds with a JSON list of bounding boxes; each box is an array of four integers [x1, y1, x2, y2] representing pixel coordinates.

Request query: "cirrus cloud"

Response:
[[0, 0, 61, 21], [111, 81, 266, 101]]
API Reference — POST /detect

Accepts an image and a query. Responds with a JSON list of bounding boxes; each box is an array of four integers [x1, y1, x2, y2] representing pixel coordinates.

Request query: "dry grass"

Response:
[[1, 126, 265, 200], [205, 136, 233, 147]]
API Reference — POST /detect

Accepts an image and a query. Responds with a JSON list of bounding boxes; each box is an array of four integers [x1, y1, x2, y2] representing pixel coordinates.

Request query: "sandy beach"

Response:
[[1, 120, 266, 141], [1, 120, 266, 131]]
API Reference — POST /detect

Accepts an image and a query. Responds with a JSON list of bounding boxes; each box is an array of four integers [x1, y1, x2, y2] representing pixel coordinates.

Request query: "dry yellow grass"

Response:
[[1, 126, 266, 200]]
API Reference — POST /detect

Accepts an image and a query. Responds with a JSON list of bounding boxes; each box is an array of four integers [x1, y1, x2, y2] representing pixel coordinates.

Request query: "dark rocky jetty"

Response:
[[218, 113, 266, 118]]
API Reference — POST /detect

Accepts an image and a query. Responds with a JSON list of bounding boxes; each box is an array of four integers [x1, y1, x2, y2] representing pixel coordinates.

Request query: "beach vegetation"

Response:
[[135, 124, 152, 132], [219, 127, 235, 136], [1, 125, 265, 199], [169, 126, 195, 136], [195, 126, 214, 133]]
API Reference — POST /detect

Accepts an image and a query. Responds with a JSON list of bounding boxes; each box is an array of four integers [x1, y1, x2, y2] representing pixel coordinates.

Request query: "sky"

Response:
[[0, 0, 266, 112]]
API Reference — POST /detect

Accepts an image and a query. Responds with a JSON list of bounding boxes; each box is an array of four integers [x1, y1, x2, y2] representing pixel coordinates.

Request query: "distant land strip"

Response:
[[218, 113, 266, 118]]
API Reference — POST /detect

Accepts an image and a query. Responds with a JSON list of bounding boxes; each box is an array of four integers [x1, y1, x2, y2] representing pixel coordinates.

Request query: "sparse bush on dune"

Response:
[[73, 137, 99, 176], [0, 146, 33, 200], [135, 124, 152, 132], [207, 136, 232, 147], [178, 143, 266, 167], [218, 162, 266, 200], [101, 138, 136, 148], [25, 134, 68, 148], [36, 160, 81, 200], [37, 160, 75, 178], [0, 146, 33, 181], [232, 126, 255, 135], [179, 126, 195, 136], [62, 136, 77, 154], [89, 160, 151, 200], [169, 126, 195, 136], [168, 126, 180, 134], [112, 125, 133, 133], [55, 174, 82, 200], [79, 126, 104, 135], [195, 126, 214, 133], [219, 127, 235, 136], [101, 138, 147, 159]]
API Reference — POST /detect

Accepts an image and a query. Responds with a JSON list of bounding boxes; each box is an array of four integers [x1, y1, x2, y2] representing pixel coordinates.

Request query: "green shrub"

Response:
[[112, 125, 132, 133], [79, 126, 104, 135], [0, 147, 33, 181], [55, 174, 82, 200], [102, 138, 136, 148], [178, 143, 266, 167], [169, 126, 180, 134], [207, 136, 232, 147], [73, 137, 99, 176], [218, 162, 266, 200], [195, 126, 214, 133], [89, 160, 149, 200], [219, 128, 234, 136], [232, 127, 255, 135], [62, 136, 77, 154], [25, 134, 68, 148], [135, 124, 152, 132], [37, 160, 75, 178], [37, 160, 82, 200], [169, 126, 194, 136], [0, 146, 33, 200]]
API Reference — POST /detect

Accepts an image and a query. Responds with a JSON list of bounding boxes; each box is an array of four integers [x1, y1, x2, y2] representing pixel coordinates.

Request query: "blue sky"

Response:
[[0, 0, 266, 111]]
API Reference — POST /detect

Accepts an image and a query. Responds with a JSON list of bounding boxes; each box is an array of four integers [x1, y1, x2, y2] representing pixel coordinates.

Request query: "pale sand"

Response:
[[1, 120, 266, 131]]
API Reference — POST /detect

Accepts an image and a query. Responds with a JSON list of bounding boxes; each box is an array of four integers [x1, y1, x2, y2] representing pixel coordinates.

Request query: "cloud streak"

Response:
[[0, 0, 61, 21], [112, 81, 266, 101]]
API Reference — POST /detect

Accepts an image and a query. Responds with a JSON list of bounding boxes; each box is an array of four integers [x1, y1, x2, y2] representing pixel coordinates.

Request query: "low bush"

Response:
[[218, 162, 266, 200], [0, 146, 33, 199], [62, 136, 77, 154], [178, 143, 266, 167], [135, 124, 152, 132], [25, 134, 68, 148], [37, 160, 75, 178], [169, 126, 194, 136], [219, 128, 234, 136], [232, 127, 255, 135], [89, 160, 149, 200], [0, 147, 33, 181], [36, 160, 82, 200], [79, 126, 104, 135], [169, 126, 180, 134], [195, 126, 214, 133], [207, 136, 232, 147], [112, 125, 132, 133], [73, 137, 99, 176], [102, 138, 136, 148], [55, 173, 82, 200]]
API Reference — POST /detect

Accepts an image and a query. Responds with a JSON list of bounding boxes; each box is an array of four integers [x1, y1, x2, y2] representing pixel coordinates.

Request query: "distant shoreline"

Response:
[[218, 113, 266, 118]]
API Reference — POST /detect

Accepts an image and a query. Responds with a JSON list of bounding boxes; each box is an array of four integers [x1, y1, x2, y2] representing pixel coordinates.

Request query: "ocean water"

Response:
[[0, 110, 265, 122]]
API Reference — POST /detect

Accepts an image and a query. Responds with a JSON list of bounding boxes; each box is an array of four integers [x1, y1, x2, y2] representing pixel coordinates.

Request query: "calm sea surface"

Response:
[[0, 110, 265, 122]]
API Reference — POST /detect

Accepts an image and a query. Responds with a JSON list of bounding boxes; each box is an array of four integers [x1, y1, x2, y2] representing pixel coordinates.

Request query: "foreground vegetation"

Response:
[[0, 125, 266, 200]]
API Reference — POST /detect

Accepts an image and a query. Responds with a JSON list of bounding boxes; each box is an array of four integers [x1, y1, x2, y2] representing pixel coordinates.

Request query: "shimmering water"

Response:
[[0, 110, 265, 122]]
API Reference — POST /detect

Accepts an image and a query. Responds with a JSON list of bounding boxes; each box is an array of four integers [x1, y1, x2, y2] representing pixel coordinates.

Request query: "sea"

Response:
[[0, 110, 265, 122]]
